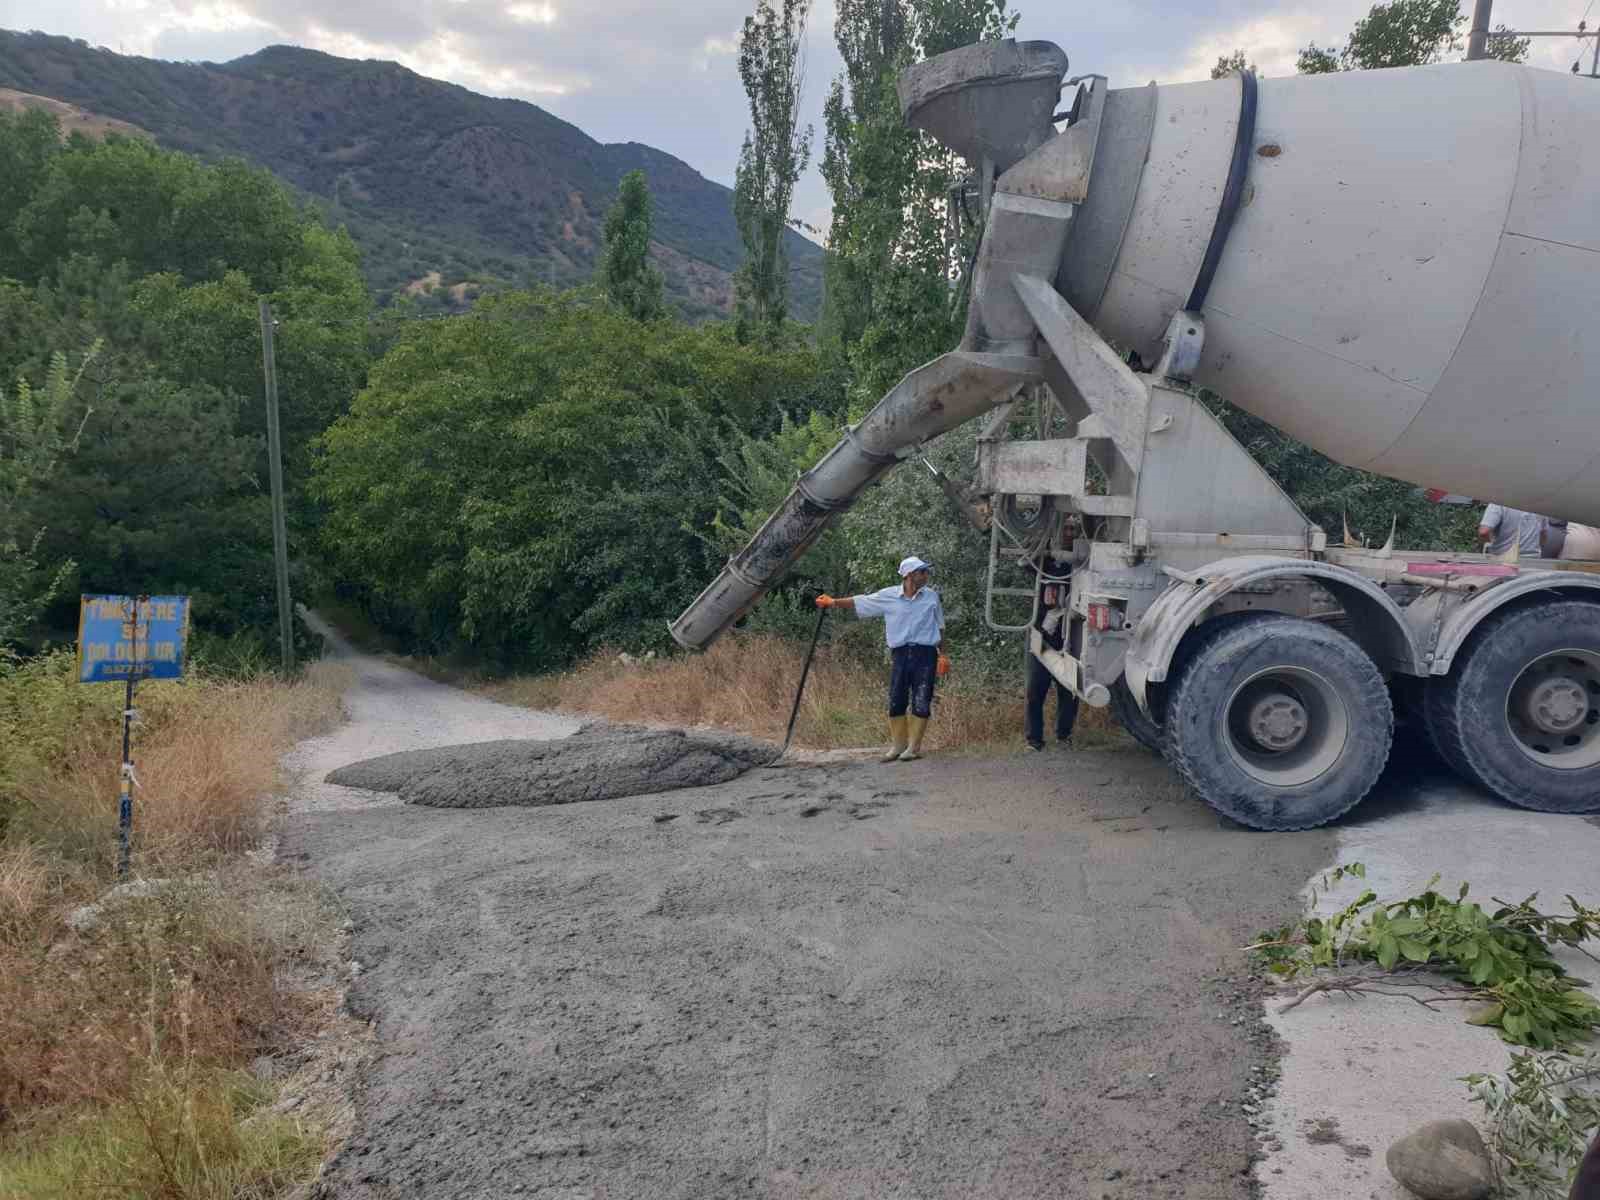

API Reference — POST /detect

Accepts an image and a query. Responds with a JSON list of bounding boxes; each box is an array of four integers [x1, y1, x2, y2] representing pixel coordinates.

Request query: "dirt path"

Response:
[[283, 625, 1333, 1199]]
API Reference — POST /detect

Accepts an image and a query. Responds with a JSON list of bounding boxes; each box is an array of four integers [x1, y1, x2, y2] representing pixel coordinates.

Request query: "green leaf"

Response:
[[1470, 952, 1495, 985], [1458, 881, 1470, 900], [1376, 933, 1400, 970], [1396, 937, 1431, 963], [1465, 1003, 1505, 1027]]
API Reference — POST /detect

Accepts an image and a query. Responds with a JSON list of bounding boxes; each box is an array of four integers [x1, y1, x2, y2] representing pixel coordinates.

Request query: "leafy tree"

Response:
[[23, 376, 275, 637], [1203, 393, 1479, 552], [0, 107, 61, 271], [1483, 26, 1531, 63], [1211, 50, 1258, 78], [600, 170, 665, 321], [820, 0, 919, 359], [914, 0, 1016, 55], [819, 0, 1017, 401], [1296, 44, 1343, 74], [1298, 0, 1527, 73], [733, 0, 815, 342], [0, 347, 97, 642], [0, 108, 370, 650], [314, 290, 826, 663]]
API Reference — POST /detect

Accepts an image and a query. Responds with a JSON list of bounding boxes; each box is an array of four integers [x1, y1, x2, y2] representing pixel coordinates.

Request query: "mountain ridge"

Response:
[[0, 30, 823, 320]]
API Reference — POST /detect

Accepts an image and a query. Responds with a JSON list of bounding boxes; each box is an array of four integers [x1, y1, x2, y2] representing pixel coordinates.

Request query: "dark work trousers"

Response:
[[1025, 650, 1079, 747], [888, 644, 939, 719]]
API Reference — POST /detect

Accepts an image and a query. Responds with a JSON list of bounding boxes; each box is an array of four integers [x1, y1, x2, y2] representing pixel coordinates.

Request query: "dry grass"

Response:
[[1, 1063, 324, 1200], [4, 661, 347, 872], [470, 632, 1119, 752], [0, 874, 311, 1131], [0, 657, 349, 1197]]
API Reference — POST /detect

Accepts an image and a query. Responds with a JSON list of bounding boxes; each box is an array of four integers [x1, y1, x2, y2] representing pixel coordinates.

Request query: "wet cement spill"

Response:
[[326, 722, 777, 809]]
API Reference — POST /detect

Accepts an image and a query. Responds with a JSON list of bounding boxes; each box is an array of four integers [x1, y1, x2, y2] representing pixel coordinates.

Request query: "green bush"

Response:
[[315, 288, 833, 666]]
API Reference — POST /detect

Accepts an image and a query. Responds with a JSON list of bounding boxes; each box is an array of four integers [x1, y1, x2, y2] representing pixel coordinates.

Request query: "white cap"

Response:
[[898, 556, 932, 577]]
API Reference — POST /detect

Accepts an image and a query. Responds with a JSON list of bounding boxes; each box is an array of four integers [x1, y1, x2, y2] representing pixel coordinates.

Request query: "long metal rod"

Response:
[[118, 639, 135, 879], [766, 606, 828, 766], [259, 299, 295, 674], [116, 595, 144, 880]]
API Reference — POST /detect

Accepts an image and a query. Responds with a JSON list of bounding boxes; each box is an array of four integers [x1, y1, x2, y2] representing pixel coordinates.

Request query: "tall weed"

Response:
[[1, 655, 345, 870]]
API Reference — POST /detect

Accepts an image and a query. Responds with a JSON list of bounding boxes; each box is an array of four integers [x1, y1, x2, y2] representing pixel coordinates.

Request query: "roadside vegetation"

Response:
[[0, 653, 347, 1198], [423, 630, 1120, 754], [0, 102, 363, 1197], [1255, 864, 1600, 1196]]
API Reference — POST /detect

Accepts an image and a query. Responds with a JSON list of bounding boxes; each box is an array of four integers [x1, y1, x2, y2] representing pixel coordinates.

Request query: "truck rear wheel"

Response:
[[1164, 614, 1393, 830], [1425, 599, 1600, 814], [1109, 676, 1164, 754]]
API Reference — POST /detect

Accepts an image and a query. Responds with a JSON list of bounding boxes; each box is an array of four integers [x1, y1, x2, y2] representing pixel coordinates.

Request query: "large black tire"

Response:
[[1109, 676, 1164, 754], [1163, 614, 1393, 830], [1424, 599, 1600, 814]]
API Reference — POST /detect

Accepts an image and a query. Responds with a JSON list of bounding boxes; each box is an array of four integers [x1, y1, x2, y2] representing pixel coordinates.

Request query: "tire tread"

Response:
[[1427, 599, 1600, 814], [1163, 614, 1393, 831]]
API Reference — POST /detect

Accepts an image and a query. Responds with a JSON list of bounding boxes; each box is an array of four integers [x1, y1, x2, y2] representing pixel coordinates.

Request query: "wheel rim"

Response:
[[1222, 666, 1350, 787], [1505, 648, 1600, 770]]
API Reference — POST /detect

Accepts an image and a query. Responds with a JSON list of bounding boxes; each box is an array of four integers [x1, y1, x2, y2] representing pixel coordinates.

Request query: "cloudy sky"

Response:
[[2, 0, 1593, 237]]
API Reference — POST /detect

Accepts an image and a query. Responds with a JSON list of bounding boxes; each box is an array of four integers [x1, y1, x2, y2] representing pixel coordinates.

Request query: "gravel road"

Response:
[[282, 621, 1333, 1198]]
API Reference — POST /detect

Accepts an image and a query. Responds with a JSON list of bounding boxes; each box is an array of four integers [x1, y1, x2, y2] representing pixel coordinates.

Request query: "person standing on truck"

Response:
[[1477, 503, 1547, 557], [1025, 579, 1078, 752], [815, 557, 949, 762]]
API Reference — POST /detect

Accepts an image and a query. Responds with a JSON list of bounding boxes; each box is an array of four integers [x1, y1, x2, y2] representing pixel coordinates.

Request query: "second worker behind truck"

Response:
[[816, 556, 950, 762], [1025, 580, 1079, 752]]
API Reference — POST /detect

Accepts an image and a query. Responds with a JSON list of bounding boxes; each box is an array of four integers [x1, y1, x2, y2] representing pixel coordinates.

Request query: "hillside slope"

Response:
[[0, 31, 823, 320], [0, 85, 147, 139]]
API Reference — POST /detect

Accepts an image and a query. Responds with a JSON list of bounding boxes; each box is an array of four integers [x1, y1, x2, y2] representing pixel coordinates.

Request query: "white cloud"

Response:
[[505, 2, 555, 25]]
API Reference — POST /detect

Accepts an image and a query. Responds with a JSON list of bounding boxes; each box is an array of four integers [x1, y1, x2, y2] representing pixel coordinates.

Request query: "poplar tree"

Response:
[[733, 0, 814, 343], [819, 0, 1015, 398], [600, 169, 665, 321]]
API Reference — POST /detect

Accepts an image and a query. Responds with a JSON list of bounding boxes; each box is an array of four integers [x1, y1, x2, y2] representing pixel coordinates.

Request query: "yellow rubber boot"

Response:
[[899, 715, 928, 761], [881, 715, 909, 762]]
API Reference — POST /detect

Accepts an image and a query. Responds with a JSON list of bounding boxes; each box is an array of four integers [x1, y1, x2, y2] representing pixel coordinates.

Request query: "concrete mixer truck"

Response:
[[671, 39, 1600, 830]]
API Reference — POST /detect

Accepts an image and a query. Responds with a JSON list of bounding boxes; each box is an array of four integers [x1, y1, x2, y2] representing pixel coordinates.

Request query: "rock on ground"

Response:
[[1385, 1119, 1494, 1200], [325, 722, 778, 808]]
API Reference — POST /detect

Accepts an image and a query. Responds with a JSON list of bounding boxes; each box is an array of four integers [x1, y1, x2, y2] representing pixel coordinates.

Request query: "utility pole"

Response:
[[1466, 0, 1494, 60], [1472, 6, 1600, 74], [258, 299, 295, 674]]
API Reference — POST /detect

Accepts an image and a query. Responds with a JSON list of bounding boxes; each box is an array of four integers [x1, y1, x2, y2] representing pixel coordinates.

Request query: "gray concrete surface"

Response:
[[282, 612, 580, 814], [280, 631, 1332, 1199], [1257, 742, 1600, 1200], [326, 724, 776, 808]]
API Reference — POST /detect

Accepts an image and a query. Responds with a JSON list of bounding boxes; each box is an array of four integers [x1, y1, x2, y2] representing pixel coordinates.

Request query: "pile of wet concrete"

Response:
[[325, 722, 778, 808]]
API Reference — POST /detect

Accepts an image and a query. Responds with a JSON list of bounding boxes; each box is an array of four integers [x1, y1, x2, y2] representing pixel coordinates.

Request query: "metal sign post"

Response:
[[78, 594, 191, 878]]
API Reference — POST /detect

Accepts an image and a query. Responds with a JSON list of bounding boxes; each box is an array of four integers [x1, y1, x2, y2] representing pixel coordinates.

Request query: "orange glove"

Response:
[[815, 594, 836, 609], [937, 654, 951, 677]]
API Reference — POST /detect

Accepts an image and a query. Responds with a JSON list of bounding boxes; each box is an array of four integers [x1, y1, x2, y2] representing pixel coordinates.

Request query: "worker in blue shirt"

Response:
[[816, 556, 950, 762]]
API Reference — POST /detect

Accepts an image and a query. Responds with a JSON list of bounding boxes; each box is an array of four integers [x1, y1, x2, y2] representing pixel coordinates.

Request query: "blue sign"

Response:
[[77, 595, 191, 684]]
